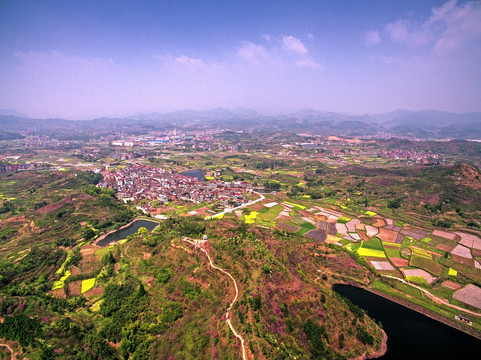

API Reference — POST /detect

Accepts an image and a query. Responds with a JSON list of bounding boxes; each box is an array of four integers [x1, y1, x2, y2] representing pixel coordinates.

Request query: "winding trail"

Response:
[[181, 237, 247, 360], [205, 191, 265, 220], [0, 343, 15, 360], [382, 275, 481, 317]]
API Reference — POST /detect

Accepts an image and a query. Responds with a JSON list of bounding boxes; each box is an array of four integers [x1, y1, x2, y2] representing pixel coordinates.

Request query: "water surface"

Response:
[[333, 284, 481, 359], [96, 219, 158, 247], [181, 170, 205, 181]]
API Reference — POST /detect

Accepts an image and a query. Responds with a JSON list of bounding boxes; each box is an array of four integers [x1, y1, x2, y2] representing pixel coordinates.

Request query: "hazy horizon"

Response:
[[1, 0, 481, 120]]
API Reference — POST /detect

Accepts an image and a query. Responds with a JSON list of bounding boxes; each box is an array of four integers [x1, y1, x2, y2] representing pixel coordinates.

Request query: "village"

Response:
[[99, 164, 254, 214]]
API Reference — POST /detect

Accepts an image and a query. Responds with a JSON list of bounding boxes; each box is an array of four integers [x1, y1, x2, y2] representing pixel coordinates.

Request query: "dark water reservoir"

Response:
[[96, 219, 158, 247], [181, 170, 205, 181], [333, 284, 481, 359]]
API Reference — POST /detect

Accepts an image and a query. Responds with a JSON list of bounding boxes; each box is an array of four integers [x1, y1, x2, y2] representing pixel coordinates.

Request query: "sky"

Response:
[[1, 0, 481, 119]]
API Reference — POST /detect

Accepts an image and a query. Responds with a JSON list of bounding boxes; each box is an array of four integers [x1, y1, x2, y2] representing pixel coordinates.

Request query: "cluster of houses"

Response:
[[381, 149, 440, 164], [99, 164, 253, 213], [0, 160, 42, 173]]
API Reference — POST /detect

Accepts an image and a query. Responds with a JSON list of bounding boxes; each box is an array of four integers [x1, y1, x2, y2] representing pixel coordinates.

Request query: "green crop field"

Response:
[[362, 237, 384, 251], [383, 246, 401, 258], [295, 222, 316, 236], [257, 205, 283, 221], [410, 254, 444, 276]]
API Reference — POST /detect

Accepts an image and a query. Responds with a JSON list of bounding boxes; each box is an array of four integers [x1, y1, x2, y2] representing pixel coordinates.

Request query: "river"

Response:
[[95, 219, 159, 247], [333, 284, 481, 359]]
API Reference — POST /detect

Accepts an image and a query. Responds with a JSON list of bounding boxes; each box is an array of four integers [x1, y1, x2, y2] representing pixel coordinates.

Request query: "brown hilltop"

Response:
[[450, 163, 481, 190]]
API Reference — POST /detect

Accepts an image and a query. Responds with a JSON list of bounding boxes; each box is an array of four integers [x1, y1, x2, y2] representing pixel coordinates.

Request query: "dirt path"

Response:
[[182, 237, 248, 360], [383, 275, 481, 317], [0, 343, 15, 360]]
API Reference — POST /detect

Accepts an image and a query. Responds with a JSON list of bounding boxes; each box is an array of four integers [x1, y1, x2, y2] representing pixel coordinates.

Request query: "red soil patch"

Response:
[[372, 218, 386, 227], [356, 223, 366, 231], [50, 289, 66, 299], [193, 206, 211, 217], [35, 197, 72, 215], [389, 257, 409, 267], [441, 280, 463, 291], [277, 223, 299, 233], [84, 286, 104, 298], [304, 229, 327, 242], [68, 281, 82, 296], [249, 203, 265, 211], [81, 254, 100, 264], [471, 248, 481, 258], [150, 206, 175, 215], [298, 210, 313, 218], [451, 254, 475, 267], [432, 230, 459, 242], [436, 242, 457, 252], [357, 230, 370, 241], [80, 245, 96, 256], [377, 228, 399, 243], [1, 215, 26, 223]]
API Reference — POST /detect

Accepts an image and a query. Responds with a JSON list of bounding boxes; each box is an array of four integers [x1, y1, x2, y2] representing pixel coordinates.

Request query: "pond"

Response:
[[181, 170, 205, 182], [333, 284, 481, 359], [96, 219, 159, 247]]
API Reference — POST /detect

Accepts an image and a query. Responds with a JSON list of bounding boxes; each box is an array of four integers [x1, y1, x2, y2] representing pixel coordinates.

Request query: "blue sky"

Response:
[[1, 0, 480, 119]]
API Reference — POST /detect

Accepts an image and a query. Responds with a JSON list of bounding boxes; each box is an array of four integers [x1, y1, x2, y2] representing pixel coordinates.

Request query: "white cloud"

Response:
[[175, 55, 204, 65], [237, 35, 321, 69], [295, 58, 322, 69], [365, 30, 381, 45], [385, 19, 430, 45], [383, 0, 481, 51], [261, 34, 272, 41], [430, 0, 481, 52], [237, 42, 270, 64], [282, 35, 308, 54]]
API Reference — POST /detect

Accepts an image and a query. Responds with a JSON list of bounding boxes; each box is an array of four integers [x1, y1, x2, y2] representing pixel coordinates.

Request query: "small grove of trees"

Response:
[[0, 200, 14, 214], [387, 197, 403, 209], [165, 217, 206, 236], [66, 247, 83, 267], [0, 314, 41, 346], [264, 181, 281, 190]]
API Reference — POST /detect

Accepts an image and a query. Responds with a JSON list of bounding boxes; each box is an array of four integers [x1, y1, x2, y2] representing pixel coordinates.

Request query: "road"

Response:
[[182, 237, 248, 360], [204, 191, 265, 220], [383, 275, 481, 317]]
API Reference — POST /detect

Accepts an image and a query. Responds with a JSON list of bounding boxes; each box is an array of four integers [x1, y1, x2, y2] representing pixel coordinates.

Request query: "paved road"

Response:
[[182, 237, 248, 360], [383, 275, 481, 317], [205, 191, 265, 220]]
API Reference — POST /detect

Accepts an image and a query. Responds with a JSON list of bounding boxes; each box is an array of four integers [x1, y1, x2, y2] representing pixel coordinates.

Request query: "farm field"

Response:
[[2, 129, 481, 359]]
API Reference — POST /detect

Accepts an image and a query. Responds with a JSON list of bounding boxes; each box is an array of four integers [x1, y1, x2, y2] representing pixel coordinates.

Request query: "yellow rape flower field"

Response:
[[81, 278, 96, 294]]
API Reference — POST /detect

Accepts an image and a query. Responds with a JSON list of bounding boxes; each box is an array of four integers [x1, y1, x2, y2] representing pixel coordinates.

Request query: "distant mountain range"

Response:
[[1, 108, 481, 139]]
